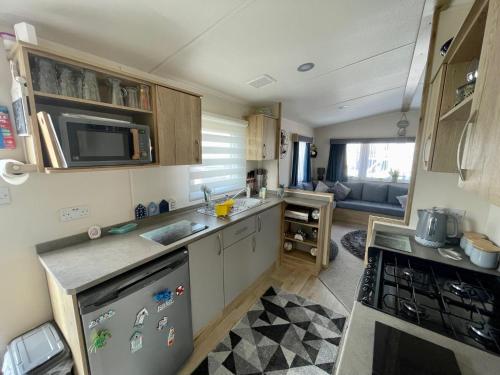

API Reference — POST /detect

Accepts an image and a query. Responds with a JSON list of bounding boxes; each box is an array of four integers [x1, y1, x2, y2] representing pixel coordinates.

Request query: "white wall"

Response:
[[278, 118, 314, 186], [313, 110, 420, 174], [0, 35, 251, 350]]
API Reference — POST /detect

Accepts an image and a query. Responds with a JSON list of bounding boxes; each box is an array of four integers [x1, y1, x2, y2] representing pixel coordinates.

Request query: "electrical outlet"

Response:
[[60, 205, 90, 222], [0, 187, 10, 205]]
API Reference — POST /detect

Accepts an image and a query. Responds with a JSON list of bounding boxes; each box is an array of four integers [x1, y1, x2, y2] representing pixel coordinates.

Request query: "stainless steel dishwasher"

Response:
[[78, 249, 193, 375]]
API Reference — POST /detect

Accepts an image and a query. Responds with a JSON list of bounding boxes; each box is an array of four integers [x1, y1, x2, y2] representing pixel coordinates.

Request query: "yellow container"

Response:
[[215, 199, 235, 217]]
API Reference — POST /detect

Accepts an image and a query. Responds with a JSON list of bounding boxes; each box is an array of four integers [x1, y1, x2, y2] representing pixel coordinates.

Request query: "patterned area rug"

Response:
[[340, 230, 367, 259], [192, 287, 346, 374]]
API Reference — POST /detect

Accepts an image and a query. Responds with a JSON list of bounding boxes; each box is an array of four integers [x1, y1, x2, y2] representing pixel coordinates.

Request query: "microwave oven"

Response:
[[58, 115, 152, 167]]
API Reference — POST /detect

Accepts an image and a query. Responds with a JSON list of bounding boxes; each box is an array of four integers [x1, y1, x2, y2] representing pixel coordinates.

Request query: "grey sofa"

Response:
[[289, 181, 407, 217], [334, 181, 407, 217]]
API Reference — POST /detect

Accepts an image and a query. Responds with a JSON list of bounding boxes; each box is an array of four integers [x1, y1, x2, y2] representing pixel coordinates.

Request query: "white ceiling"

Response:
[[0, 0, 427, 127]]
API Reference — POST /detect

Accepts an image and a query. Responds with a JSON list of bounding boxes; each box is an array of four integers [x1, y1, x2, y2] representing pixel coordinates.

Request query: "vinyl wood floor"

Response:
[[179, 264, 349, 374]]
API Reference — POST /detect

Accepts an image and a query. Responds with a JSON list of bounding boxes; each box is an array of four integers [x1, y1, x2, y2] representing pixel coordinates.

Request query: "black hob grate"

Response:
[[364, 250, 500, 356]]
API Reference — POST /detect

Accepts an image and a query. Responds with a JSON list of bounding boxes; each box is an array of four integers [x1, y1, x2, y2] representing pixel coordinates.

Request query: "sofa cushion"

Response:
[[361, 183, 388, 203], [331, 181, 351, 201], [397, 194, 408, 208], [336, 199, 405, 217], [343, 182, 363, 200], [315, 180, 330, 193], [387, 184, 409, 205]]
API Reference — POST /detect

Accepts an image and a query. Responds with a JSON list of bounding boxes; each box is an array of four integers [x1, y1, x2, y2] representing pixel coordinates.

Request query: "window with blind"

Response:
[[346, 142, 415, 182], [189, 113, 247, 201]]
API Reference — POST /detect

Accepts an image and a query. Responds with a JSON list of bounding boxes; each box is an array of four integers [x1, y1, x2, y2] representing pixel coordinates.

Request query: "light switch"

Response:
[[0, 187, 11, 205]]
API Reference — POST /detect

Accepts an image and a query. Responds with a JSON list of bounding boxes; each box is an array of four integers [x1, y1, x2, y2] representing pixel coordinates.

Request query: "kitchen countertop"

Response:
[[371, 222, 500, 276], [335, 301, 500, 375], [38, 197, 285, 295]]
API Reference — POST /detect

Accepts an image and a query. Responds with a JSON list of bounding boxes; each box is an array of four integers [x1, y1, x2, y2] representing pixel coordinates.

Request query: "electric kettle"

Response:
[[415, 207, 459, 248]]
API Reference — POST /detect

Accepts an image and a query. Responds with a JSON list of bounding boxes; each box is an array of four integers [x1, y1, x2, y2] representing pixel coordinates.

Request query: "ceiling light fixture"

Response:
[[297, 62, 315, 72]]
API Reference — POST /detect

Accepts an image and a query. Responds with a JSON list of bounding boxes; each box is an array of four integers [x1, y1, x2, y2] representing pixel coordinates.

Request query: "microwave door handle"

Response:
[[130, 128, 140, 160]]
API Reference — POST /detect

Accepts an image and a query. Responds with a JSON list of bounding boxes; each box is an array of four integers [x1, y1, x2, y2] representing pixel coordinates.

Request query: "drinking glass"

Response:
[[82, 70, 100, 101]]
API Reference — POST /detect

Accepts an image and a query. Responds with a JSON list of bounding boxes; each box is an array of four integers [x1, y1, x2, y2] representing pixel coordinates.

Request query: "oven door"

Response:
[[59, 118, 148, 167]]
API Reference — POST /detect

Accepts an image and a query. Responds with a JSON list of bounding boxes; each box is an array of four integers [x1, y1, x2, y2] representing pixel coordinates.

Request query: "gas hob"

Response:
[[359, 249, 500, 356]]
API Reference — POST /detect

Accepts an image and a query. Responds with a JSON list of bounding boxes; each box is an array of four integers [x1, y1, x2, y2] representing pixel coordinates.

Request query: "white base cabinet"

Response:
[[188, 205, 282, 335], [188, 231, 224, 336], [253, 206, 281, 280], [223, 234, 256, 306]]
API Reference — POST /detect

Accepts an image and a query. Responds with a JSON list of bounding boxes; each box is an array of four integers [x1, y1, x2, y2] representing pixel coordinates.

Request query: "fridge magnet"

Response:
[[157, 316, 168, 331], [147, 201, 159, 216], [154, 289, 174, 312], [134, 307, 149, 328], [88, 329, 112, 353], [88, 309, 115, 329], [135, 204, 147, 220], [130, 331, 143, 353], [167, 327, 175, 347], [175, 285, 185, 296]]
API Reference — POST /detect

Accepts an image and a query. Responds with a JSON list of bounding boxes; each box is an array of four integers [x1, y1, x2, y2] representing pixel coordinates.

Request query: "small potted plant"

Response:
[[389, 169, 400, 183]]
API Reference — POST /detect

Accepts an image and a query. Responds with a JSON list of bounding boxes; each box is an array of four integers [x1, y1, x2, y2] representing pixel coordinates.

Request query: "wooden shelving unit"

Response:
[[284, 235, 318, 247], [34, 91, 153, 114], [439, 95, 473, 122], [284, 249, 316, 264], [283, 218, 319, 228], [280, 197, 329, 275]]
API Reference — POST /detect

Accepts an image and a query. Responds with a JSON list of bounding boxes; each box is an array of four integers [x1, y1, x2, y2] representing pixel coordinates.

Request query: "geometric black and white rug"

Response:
[[192, 287, 346, 374]]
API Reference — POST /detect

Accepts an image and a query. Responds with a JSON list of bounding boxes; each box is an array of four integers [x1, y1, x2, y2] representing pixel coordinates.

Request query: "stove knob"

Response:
[[368, 257, 375, 263], [361, 296, 370, 303], [364, 276, 372, 284], [366, 269, 372, 276], [362, 285, 371, 292]]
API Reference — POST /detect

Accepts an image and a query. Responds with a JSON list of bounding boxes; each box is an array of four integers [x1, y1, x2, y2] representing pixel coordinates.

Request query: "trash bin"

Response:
[[2, 322, 73, 375]]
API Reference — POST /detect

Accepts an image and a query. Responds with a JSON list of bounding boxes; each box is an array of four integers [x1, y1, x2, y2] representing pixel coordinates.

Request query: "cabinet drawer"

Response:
[[222, 216, 256, 248]]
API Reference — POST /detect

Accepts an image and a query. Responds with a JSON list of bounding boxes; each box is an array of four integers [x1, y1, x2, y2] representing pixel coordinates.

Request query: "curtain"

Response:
[[303, 143, 312, 182], [326, 143, 347, 182], [290, 141, 300, 186]]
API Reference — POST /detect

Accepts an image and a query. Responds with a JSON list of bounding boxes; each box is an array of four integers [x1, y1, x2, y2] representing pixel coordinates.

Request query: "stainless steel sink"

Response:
[[197, 197, 265, 217]]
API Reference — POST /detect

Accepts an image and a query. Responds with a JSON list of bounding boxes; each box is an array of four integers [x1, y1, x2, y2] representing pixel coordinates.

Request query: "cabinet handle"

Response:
[[257, 215, 262, 232], [194, 139, 201, 163], [422, 134, 431, 168], [456, 110, 477, 182], [217, 233, 223, 255], [262, 143, 267, 159]]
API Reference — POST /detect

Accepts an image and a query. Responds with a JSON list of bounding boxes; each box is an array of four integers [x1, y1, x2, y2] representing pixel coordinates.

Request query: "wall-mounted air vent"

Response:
[[247, 74, 276, 88]]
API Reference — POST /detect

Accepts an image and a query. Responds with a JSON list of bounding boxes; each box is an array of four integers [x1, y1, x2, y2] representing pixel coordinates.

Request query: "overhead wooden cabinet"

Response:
[[460, 0, 500, 205], [246, 114, 277, 160], [420, 0, 488, 174], [156, 85, 202, 165], [187, 231, 224, 336]]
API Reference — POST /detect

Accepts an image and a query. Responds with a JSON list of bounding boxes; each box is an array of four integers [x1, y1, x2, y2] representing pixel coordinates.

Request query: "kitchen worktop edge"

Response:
[[38, 198, 284, 295]]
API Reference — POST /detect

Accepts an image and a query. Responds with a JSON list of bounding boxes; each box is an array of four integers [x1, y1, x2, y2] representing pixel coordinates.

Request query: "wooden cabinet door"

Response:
[[223, 235, 255, 306], [461, 0, 500, 204], [246, 115, 278, 160], [246, 115, 264, 160], [188, 232, 224, 335], [156, 85, 201, 165], [263, 116, 277, 160], [421, 65, 446, 171]]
